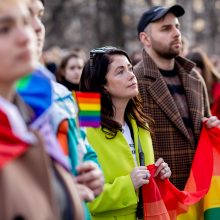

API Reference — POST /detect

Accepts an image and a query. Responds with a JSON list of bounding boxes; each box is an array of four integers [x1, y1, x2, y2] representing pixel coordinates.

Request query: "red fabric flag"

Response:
[[142, 125, 219, 220], [0, 109, 29, 169]]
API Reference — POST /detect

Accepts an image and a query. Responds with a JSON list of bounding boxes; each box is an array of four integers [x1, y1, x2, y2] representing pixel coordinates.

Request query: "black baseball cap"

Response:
[[137, 5, 185, 35]]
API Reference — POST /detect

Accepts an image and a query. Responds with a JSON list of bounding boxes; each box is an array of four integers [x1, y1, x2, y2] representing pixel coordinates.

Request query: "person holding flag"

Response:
[[80, 46, 172, 220], [134, 4, 220, 219]]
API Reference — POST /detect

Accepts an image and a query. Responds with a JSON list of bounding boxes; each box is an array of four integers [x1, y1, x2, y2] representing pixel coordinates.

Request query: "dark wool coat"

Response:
[[134, 50, 211, 190]]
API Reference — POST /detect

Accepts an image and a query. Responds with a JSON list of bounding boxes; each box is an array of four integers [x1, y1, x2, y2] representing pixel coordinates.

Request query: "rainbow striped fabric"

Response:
[[16, 70, 52, 121], [142, 125, 220, 220], [74, 92, 101, 127], [16, 67, 71, 170], [178, 126, 220, 220]]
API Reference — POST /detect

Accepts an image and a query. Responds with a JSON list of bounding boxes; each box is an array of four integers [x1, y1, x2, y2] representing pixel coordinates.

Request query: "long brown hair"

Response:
[[80, 46, 154, 138], [186, 48, 220, 104], [56, 52, 80, 83]]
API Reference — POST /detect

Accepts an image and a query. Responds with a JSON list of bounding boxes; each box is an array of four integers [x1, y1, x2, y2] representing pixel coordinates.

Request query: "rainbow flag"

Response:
[[16, 67, 71, 170], [142, 125, 220, 220], [16, 69, 52, 121], [178, 126, 220, 220], [74, 92, 101, 127]]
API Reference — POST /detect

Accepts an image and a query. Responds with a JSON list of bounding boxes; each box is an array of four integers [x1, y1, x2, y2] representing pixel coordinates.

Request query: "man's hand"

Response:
[[202, 116, 220, 129]]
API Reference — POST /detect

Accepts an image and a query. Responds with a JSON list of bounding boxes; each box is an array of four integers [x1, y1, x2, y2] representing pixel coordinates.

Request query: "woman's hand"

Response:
[[154, 158, 171, 180], [75, 161, 104, 196], [130, 166, 150, 190]]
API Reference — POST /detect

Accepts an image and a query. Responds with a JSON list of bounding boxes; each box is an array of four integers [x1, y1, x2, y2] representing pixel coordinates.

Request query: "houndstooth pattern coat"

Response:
[[134, 50, 211, 190]]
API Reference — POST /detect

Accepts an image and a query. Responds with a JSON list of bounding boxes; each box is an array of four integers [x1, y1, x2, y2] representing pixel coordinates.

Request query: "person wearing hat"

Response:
[[134, 4, 220, 190]]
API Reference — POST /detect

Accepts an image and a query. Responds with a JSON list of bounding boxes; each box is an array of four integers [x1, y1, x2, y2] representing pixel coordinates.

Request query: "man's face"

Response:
[[29, 0, 45, 59], [148, 13, 182, 59]]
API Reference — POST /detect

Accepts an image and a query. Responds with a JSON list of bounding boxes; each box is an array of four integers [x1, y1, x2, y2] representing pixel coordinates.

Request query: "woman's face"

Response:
[[0, 0, 37, 85], [104, 54, 138, 101], [64, 56, 84, 84]]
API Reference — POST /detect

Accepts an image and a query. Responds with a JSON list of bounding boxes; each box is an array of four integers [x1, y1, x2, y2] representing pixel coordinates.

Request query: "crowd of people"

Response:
[[0, 0, 220, 220]]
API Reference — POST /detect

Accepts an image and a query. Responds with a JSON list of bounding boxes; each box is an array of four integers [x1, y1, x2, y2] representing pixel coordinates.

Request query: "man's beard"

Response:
[[156, 48, 180, 59], [151, 39, 181, 59]]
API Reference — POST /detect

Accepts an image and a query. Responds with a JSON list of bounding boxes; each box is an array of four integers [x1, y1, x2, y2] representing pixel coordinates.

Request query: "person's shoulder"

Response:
[[190, 68, 201, 78], [134, 50, 157, 77], [134, 59, 145, 78], [86, 127, 102, 135], [175, 55, 206, 82], [37, 64, 56, 81], [52, 81, 71, 99], [175, 56, 196, 75], [134, 59, 144, 70], [51, 81, 78, 113], [133, 49, 144, 68], [86, 127, 106, 143], [176, 57, 207, 86]]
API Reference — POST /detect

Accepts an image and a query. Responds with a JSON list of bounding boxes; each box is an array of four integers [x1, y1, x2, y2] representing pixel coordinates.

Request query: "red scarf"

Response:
[[0, 109, 29, 169]]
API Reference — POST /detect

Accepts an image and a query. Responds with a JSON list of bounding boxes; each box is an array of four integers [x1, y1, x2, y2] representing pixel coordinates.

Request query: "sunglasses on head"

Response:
[[89, 46, 118, 74], [90, 46, 118, 56]]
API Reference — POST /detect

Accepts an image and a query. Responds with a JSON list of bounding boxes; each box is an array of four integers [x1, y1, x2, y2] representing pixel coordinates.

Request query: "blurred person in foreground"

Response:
[[18, 0, 104, 219], [134, 4, 220, 191], [0, 0, 84, 219]]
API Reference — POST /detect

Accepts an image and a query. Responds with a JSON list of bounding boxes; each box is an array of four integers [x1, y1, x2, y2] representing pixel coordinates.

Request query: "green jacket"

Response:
[[86, 118, 154, 220]]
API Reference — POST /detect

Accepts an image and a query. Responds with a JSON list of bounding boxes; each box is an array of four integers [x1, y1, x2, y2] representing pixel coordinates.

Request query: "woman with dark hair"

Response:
[[56, 51, 85, 91], [80, 46, 171, 220]]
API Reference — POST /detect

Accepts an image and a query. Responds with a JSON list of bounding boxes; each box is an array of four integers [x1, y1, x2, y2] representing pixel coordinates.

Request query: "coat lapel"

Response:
[[180, 67, 203, 139], [143, 52, 194, 143], [148, 75, 192, 142]]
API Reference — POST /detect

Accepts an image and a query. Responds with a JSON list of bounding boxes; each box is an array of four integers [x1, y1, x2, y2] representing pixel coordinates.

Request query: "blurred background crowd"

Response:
[[41, 0, 220, 113]]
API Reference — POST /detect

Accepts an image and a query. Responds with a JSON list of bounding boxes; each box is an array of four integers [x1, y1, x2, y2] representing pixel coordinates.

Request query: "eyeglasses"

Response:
[[89, 46, 118, 74]]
